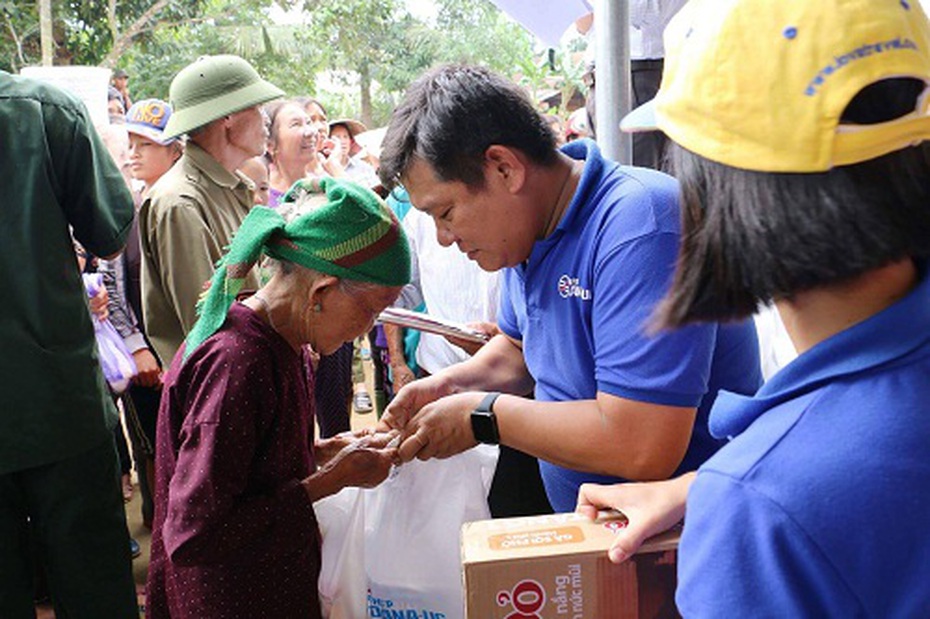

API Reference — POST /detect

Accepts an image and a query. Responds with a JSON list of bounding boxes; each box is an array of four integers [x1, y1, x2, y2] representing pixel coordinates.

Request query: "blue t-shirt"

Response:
[[678, 265, 930, 617], [497, 140, 762, 512]]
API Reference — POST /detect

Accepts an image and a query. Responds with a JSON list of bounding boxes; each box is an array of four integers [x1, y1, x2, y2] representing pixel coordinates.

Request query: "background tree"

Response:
[[300, 0, 409, 127], [2, 0, 583, 129]]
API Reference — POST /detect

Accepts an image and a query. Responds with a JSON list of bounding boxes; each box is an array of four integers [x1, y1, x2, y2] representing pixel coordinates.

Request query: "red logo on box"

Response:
[[496, 579, 546, 618]]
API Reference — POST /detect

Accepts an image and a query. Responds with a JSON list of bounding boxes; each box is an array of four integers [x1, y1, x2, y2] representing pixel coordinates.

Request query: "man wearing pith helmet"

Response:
[[139, 55, 283, 365]]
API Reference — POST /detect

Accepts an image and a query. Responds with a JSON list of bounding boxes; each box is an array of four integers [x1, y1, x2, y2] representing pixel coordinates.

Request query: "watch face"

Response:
[[471, 411, 499, 445]]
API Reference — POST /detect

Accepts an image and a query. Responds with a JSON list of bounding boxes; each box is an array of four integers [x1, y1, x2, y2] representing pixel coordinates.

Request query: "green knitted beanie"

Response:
[[183, 177, 411, 359]]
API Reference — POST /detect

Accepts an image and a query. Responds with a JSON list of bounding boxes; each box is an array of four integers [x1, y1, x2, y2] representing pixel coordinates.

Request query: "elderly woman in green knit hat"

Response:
[[145, 178, 410, 619]]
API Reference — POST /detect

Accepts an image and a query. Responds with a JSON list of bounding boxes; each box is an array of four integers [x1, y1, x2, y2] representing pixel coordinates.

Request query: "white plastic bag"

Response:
[[316, 485, 367, 619], [316, 445, 498, 619]]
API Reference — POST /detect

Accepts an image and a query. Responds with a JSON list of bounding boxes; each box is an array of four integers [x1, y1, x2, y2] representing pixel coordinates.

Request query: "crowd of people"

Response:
[[2, 0, 929, 617]]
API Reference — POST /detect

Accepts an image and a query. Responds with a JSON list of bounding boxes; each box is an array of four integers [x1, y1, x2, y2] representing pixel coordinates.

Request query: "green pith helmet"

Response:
[[163, 55, 284, 138]]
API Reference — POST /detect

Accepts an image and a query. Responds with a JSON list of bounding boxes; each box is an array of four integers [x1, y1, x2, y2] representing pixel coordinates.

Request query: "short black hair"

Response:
[[378, 64, 558, 190], [656, 78, 930, 328]]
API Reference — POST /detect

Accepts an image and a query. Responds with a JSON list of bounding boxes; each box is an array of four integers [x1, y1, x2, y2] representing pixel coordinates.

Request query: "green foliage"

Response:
[[1, 0, 582, 128], [433, 0, 534, 73], [1, 0, 40, 72], [61, 0, 210, 66], [121, 21, 230, 99]]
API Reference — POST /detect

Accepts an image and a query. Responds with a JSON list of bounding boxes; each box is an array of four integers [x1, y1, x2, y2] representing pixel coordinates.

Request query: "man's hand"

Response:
[[576, 472, 695, 563], [396, 391, 485, 462], [131, 348, 162, 388], [378, 373, 453, 433]]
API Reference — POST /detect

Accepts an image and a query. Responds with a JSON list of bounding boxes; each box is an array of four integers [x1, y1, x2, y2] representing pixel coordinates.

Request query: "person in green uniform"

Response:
[[139, 55, 284, 365], [0, 71, 138, 617]]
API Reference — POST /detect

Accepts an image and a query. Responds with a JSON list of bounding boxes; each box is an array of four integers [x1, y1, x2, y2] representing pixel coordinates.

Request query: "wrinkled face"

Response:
[[227, 105, 268, 158], [317, 284, 402, 355], [403, 157, 534, 271], [128, 133, 179, 187], [270, 103, 317, 167], [305, 102, 328, 149]]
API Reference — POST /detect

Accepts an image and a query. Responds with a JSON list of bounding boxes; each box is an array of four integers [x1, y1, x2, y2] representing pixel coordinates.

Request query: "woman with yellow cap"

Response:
[[578, 0, 930, 615], [145, 178, 410, 618]]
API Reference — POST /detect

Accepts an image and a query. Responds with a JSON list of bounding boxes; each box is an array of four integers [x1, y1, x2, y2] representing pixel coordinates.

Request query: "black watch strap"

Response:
[[476, 392, 501, 413], [471, 392, 502, 444]]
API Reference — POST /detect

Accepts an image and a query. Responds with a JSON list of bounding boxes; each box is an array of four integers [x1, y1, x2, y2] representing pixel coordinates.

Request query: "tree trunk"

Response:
[[103, 0, 171, 67], [359, 63, 373, 128], [3, 12, 27, 71], [38, 0, 53, 65], [107, 0, 119, 53]]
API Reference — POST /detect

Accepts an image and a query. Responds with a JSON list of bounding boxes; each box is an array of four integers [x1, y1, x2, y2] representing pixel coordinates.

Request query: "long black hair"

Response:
[[656, 78, 930, 328]]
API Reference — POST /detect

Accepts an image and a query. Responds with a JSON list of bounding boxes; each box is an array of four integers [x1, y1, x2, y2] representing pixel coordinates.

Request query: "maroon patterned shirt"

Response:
[[147, 303, 322, 618]]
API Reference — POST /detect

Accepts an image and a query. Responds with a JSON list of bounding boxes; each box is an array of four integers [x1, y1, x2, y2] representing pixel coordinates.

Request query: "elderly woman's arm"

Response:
[[161, 351, 394, 567], [163, 419, 318, 567]]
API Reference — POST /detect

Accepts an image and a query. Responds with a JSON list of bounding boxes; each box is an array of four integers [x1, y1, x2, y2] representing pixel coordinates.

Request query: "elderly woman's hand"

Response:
[[320, 138, 346, 177], [338, 432, 399, 487], [314, 428, 379, 468], [304, 431, 399, 502]]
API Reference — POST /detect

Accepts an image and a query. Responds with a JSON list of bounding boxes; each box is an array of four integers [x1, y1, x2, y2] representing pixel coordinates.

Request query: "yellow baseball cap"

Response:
[[621, 0, 930, 172]]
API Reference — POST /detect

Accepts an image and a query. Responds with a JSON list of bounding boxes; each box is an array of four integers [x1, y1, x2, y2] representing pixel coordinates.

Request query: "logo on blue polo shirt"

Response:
[[557, 274, 592, 300]]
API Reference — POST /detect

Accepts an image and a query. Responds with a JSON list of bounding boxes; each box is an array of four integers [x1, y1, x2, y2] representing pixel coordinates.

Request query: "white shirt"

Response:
[[343, 156, 380, 188], [398, 208, 501, 374], [584, 0, 689, 61]]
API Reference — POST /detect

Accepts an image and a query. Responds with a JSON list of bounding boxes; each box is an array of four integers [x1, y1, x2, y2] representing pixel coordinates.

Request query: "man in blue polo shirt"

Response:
[[376, 64, 762, 513]]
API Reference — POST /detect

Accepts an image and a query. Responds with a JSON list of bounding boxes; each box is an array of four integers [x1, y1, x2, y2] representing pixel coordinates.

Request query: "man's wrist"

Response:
[[471, 392, 502, 444]]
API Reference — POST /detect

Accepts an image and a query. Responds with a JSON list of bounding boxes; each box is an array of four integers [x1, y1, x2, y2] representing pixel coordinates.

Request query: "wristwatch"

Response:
[[471, 392, 502, 445]]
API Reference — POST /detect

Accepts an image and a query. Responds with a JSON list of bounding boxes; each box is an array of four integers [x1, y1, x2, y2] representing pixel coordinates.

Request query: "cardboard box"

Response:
[[461, 512, 680, 619]]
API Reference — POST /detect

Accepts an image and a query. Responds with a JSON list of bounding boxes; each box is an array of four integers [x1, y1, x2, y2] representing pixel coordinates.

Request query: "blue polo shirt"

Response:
[[678, 265, 930, 617], [497, 140, 762, 512]]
